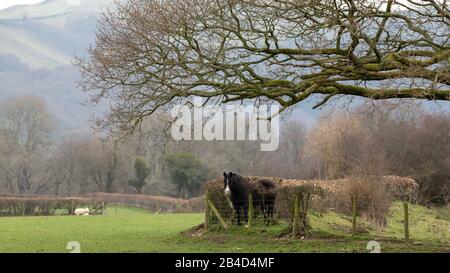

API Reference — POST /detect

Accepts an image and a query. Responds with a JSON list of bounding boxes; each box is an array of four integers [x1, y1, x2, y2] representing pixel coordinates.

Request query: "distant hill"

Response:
[[0, 0, 113, 134], [0, 0, 113, 69], [0, 0, 351, 136]]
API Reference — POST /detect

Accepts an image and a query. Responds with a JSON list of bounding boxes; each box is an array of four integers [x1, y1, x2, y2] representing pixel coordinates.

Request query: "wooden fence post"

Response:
[[208, 200, 228, 230], [292, 193, 300, 239], [226, 198, 235, 221], [204, 190, 210, 231], [403, 201, 409, 242], [247, 194, 253, 228], [352, 195, 357, 234]]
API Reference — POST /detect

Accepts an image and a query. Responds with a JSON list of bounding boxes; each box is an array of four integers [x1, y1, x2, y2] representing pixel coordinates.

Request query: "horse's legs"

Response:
[[261, 200, 269, 225], [236, 205, 241, 225], [243, 203, 249, 225], [268, 201, 274, 224], [262, 203, 268, 224]]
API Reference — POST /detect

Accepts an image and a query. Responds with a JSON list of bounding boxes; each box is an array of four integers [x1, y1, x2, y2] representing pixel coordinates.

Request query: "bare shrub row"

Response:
[[0, 193, 205, 216], [0, 197, 99, 216], [204, 175, 418, 223], [84, 193, 204, 213]]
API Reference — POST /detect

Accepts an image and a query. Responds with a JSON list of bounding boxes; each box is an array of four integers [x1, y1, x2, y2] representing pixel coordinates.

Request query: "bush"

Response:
[[330, 177, 391, 224], [84, 192, 202, 213], [0, 193, 205, 216], [203, 175, 418, 225], [0, 196, 98, 216], [315, 175, 418, 225]]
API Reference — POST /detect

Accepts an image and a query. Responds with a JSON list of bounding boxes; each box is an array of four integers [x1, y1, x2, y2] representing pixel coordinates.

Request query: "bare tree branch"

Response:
[[77, 0, 450, 135]]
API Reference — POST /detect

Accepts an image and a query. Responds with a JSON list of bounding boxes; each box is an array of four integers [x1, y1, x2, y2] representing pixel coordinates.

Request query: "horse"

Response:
[[223, 172, 276, 226], [252, 178, 276, 224]]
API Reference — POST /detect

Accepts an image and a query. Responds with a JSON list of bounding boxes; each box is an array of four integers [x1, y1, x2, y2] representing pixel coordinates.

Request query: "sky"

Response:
[[0, 0, 45, 11]]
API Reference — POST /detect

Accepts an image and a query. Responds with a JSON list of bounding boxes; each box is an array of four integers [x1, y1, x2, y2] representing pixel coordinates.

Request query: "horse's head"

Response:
[[223, 171, 238, 196]]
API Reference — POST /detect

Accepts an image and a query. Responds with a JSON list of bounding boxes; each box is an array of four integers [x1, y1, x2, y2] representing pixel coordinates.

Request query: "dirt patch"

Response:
[[181, 223, 205, 237]]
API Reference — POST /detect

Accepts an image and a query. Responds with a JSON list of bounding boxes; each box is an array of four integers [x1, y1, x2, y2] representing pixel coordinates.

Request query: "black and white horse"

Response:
[[223, 172, 276, 226]]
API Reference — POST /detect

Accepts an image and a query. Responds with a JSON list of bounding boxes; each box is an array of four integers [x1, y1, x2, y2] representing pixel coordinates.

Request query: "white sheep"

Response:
[[74, 208, 90, 216]]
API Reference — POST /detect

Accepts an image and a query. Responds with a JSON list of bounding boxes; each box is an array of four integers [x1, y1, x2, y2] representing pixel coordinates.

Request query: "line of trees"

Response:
[[0, 95, 448, 205], [308, 104, 450, 205], [0, 96, 213, 197]]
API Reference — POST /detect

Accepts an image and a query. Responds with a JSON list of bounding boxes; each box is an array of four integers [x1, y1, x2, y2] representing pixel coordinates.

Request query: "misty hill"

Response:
[[0, 0, 113, 69], [0, 0, 114, 134], [0, 0, 324, 135]]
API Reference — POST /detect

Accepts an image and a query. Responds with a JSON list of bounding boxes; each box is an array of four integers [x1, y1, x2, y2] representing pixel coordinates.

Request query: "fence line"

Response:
[[205, 192, 414, 243]]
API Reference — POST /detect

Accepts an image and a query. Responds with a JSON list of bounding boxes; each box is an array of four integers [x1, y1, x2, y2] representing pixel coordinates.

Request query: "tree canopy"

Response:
[[128, 156, 150, 194], [164, 152, 210, 198], [78, 0, 450, 134]]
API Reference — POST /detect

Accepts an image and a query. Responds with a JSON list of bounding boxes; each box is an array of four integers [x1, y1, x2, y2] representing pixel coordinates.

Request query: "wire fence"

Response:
[[204, 191, 416, 242]]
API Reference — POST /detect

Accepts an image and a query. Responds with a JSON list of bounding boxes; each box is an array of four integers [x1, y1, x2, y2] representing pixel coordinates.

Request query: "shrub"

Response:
[[203, 175, 418, 225], [0, 192, 205, 216]]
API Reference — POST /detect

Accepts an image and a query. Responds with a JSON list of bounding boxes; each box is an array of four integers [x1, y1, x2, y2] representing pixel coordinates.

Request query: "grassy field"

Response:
[[0, 203, 449, 253]]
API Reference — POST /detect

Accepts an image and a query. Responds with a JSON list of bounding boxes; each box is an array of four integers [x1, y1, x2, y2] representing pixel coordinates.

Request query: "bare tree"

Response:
[[68, 138, 120, 193], [309, 103, 450, 204], [47, 137, 128, 195], [308, 114, 366, 179], [48, 139, 81, 195], [250, 121, 313, 178], [0, 135, 15, 193], [78, 0, 449, 135], [0, 96, 54, 194]]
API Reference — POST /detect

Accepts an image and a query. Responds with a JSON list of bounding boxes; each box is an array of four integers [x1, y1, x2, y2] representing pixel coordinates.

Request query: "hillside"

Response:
[[0, 0, 113, 133], [0, 0, 113, 69]]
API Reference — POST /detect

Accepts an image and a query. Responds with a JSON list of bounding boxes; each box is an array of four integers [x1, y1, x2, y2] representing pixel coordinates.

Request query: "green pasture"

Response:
[[0, 203, 448, 253]]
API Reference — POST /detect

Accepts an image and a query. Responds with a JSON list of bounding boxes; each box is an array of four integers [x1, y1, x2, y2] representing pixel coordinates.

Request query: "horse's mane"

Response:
[[233, 173, 248, 183], [230, 173, 253, 193]]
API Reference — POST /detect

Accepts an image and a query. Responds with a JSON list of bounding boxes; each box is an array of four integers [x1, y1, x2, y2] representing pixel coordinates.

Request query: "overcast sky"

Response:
[[0, 0, 45, 11]]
